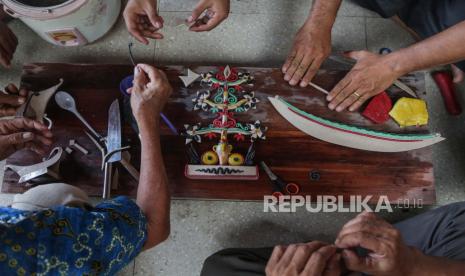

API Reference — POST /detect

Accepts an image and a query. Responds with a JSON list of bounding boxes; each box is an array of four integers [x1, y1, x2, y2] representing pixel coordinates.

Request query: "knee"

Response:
[[201, 249, 232, 276]]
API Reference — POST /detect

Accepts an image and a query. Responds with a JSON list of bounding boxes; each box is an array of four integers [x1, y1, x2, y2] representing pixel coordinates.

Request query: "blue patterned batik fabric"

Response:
[[0, 196, 147, 275]]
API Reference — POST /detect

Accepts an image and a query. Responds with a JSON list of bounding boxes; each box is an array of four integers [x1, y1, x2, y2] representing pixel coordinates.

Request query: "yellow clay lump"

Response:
[[389, 97, 429, 127]]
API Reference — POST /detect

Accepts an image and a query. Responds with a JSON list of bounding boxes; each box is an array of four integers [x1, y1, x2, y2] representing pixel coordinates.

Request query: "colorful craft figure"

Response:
[[183, 66, 267, 179], [389, 97, 429, 127]]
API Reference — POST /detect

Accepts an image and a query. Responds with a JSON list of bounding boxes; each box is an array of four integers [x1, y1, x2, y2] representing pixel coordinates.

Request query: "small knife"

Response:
[[103, 99, 122, 199]]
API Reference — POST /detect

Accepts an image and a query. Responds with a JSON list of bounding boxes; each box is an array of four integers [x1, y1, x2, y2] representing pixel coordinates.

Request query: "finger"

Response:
[[18, 88, 28, 97], [323, 253, 341, 276], [7, 118, 50, 134], [267, 245, 286, 268], [0, 93, 25, 106], [341, 249, 371, 273], [335, 231, 385, 254], [124, 13, 149, 45], [34, 134, 53, 146], [190, 13, 226, 32], [300, 57, 324, 87], [0, 106, 18, 117], [328, 82, 356, 110], [188, 2, 207, 23], [335, 90, 365, 112], [133, 65, 148, 91], [137, 63, 163, 83], [284, 52, 304, 82], [282, 49, 297, 73], [23, 141, 46, 155], [146, 6, 163, 30], [291, 244, 315, 272], [289, 55, 313, 86], [303, 245, 337, 275], [349, 93, 375, 112], [4, 132, 35, 147], [327, 76, 351, 102], [5, 83, 19, 94], [140, 30, 163, 39], [276, 244, 298, 269]]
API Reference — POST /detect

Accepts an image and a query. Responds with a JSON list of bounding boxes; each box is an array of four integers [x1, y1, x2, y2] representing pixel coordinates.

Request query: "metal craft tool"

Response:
[[102, 99, 121, 199], [260, 161, 300, 198]]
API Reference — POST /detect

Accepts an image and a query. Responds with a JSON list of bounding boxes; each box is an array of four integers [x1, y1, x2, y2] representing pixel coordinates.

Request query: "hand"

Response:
[[123, 0, 164, 45], [335, 211, 416, 276], [265, 242, 341, 276], [130, 64, 173, 123], [283, 22, 331, 87], [187, 0, 230, 32], [0, 84, 27, 116], [327, 51, 400, 112], [0, 118, 53, 160], [0, 21, 18, 68]]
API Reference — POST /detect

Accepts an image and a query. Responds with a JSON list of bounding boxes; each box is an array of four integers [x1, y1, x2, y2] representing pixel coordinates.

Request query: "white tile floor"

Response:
[[0, 1, 464, 275]]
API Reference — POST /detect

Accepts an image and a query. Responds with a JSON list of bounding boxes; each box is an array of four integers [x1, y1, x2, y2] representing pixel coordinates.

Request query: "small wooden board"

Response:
[[2, 63, 436, 204]]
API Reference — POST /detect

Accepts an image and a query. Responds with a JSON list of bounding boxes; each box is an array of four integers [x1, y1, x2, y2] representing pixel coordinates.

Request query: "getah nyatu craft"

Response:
[[183, 66, 267, 180], [269, 96, 444, 152]]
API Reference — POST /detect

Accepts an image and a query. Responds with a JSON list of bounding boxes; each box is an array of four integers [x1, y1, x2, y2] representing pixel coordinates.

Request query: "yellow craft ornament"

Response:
[[389, 97, 429, 127]]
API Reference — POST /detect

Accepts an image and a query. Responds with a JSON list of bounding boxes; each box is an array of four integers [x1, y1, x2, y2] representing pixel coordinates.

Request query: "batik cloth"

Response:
[[0, 196, 147, 276]]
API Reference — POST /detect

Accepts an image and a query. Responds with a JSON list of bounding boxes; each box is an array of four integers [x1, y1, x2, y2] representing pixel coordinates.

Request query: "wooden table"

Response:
[[2, 63, 436, 204]]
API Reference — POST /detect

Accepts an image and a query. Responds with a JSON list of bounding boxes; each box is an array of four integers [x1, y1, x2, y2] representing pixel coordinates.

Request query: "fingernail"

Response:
[[155, 22, 161, 29], [187, 16, 193, 22], [134, 66, 140, 76], [326, 96, 332, 101], [289, 80, 297, 86], [328, 104, 334, 110], [300, 82, 307, 87], [336, 107, 342, 112], [22, 132, 32, 139], [18, 97, 25, 104], [284, 75, 290, 81]]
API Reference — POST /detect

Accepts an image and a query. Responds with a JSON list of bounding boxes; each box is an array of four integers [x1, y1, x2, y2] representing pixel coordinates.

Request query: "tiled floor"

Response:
[[0, 1, 464, 275]]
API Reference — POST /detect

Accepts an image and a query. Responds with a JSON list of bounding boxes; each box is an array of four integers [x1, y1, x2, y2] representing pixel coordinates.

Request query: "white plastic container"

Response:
[[1, 0, 121, 46]]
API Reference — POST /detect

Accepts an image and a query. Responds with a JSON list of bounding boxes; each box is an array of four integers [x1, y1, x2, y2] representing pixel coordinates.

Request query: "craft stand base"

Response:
[[185, 165, 259, 180]]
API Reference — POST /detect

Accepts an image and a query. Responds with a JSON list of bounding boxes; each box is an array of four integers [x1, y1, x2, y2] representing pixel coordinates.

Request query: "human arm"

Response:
[[0, 19, 17, 68], [187, 0, 230, 32], [327, 20, 465, 112], [265, 242, 341, 276], [130, 64, 172, 250], [283, 0, 341, 87], [335, 211, 465, 275], [123, 0, 164, 44]]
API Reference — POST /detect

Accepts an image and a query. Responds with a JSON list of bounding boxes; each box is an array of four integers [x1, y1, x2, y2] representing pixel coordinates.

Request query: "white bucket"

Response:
[[1, 0, 121, 46]]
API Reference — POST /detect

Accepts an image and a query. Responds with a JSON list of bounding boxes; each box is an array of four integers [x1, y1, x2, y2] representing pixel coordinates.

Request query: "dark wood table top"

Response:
[[2, 63, 436, 204]]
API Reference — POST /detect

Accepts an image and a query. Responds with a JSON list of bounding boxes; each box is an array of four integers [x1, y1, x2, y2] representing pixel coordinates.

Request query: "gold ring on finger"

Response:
[[353, 92, 361, 98]]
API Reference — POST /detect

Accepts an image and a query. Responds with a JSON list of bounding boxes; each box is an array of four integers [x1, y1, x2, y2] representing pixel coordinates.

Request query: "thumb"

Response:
[[146, 7, 163, 29], [343, 50, 370, 61], [188, 2, 207, 23], [133, 66, 148, 90], [4, 132, 34, 146]]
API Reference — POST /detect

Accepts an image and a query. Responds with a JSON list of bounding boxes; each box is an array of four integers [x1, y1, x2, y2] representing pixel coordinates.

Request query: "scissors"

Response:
[[260, 161, 300, 198]]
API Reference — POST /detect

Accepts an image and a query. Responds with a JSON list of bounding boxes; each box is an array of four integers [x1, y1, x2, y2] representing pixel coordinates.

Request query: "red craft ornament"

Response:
[[234, 133, 245, 142], [205, 132, 217, 140], [362, 91, 392, 124]]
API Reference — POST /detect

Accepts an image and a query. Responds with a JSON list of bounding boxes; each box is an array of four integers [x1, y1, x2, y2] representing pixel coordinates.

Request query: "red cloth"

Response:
[[362, 92, 392, 124]]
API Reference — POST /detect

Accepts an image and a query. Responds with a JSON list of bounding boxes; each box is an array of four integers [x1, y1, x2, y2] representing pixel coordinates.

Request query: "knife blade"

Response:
[[106, 99, 122, 163]]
